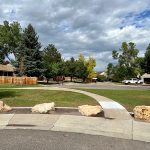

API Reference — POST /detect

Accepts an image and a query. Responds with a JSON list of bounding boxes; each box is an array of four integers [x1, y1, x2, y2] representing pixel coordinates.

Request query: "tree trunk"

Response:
[[46, 78, 49, 84]]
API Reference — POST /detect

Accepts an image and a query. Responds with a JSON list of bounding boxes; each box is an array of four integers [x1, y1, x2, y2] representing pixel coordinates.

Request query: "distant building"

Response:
[[0, 64, 16, 76], [98, 71, 107, 77], [141, 73, 150, 84]]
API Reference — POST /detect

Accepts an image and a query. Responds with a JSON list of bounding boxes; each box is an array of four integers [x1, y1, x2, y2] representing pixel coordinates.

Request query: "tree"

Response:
[[0, 48, 5, 63], [106, 63, 113, 80], [57, 60, 67, 76], [43, 44, 62, 82], [0, 21, 22, 61], [111, 42, 140, 81], [43, 44, 61, 64], [145, 44, 150, 73], [65, 57, 76, 81], [0, 20, 26, 75], [86, 57, 97, 79], [75, 54, 88, 82], [23, 24, 43, 77], [75, 60, 88, 82], [78, 53, 85, 62]]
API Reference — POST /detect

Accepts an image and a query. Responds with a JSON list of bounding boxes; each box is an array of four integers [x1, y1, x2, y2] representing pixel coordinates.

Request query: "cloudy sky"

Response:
[[1, 0, 150, 70]]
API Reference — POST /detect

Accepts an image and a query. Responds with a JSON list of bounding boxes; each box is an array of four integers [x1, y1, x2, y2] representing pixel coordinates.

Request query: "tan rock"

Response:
[[0, 101, 4, 110], [3, 104, 12, 112], [78, 105, 102, 116], [32, 102, 55, 113], [133, 105, 150, 122], [0, 101, 12, 112]]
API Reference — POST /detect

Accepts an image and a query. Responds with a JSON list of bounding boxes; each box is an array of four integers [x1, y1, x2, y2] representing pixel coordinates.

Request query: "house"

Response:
[[141, 73, 150, 84], [0, 64, 16, 76]]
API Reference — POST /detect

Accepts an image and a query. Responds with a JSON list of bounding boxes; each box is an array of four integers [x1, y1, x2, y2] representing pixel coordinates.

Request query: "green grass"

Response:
[[0, 89, 98, 107], [0, 84, 41, 88], [82, 89, 150, 111], [1, 84, 150, 111]]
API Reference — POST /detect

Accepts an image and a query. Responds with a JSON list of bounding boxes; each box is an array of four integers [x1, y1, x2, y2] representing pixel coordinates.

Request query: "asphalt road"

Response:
[[0, 129, 149, 150], [52, 82, 150, 90]]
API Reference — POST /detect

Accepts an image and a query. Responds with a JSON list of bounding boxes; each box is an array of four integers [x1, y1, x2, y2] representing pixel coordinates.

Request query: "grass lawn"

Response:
[[0, 89, 98, 107], [82, 89, 150, 111], [0, 84, 41, 88]]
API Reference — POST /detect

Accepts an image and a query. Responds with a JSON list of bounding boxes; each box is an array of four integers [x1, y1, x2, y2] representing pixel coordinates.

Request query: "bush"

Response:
[[97, 75, 107, 82]]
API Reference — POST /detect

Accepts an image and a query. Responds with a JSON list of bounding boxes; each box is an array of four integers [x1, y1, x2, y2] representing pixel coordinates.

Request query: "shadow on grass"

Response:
[[0, 90, 19, 99]]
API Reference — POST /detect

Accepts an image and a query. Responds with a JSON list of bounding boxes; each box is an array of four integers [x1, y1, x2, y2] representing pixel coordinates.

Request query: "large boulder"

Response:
[[32, 102, 55, 114], [0, 101, 12, 112], [133, 105, 150, 122], [0, 101, 4, 110], [78, 105, 102, 116]]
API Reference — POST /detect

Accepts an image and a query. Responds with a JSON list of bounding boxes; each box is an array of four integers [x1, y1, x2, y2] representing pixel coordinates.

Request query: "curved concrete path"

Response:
[[6, 87, 131, 120]]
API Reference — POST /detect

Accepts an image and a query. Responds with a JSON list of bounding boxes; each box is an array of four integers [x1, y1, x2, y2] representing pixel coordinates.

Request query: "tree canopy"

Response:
[[110, 42, 140, 81]]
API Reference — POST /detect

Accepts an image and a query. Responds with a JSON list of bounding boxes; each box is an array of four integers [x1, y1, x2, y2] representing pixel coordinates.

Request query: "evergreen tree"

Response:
[[106, 63, 113, 80], [23, 24, 43, 77], [43, 44, 62, 82], [65, 57, 76, 81]]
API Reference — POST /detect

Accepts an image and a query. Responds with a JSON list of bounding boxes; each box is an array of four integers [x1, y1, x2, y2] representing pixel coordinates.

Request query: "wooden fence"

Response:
[[0, 76, 37, 85]]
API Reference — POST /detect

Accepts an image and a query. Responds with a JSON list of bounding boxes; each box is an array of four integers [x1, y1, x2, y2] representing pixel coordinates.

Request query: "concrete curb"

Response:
[[12, 107, 78, 110]]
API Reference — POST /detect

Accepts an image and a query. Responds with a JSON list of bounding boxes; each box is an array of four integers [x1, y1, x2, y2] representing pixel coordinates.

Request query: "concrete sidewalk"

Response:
[[0, 114, 150, 143]]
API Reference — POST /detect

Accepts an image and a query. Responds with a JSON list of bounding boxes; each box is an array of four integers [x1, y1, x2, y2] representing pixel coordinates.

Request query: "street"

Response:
[[48, 82, 150, 90], [0, 129, 149, 150]]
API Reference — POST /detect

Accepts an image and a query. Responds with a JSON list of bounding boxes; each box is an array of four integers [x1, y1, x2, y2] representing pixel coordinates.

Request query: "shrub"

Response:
[[97, 75, 107, 82]]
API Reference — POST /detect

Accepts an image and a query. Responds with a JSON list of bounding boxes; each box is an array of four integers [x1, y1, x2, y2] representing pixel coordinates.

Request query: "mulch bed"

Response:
[[0, 108, 104, 117]]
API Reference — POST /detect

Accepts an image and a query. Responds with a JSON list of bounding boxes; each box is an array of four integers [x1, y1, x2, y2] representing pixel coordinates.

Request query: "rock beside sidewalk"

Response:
[[32, 102, 55, 113], [0, 101, 12, 112], [78, 105, 102, 116], [133, 105, 150, 122]]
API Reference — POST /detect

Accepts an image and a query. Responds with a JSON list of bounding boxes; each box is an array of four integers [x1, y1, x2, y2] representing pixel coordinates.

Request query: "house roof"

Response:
[[141, 73, 150, 78], [0, 64, 16, 72]]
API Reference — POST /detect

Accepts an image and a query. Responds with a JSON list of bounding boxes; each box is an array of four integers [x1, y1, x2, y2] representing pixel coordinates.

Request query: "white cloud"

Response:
[[0, 0, 150, 70]]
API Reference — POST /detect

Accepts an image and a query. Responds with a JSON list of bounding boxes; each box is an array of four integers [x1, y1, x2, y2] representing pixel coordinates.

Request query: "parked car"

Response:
[[137, 79, 144, 84], [122, 78, 138, 84]]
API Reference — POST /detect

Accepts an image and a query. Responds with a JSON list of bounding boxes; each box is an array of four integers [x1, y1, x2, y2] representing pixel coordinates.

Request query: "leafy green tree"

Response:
[[75, 54, 88, 82], [145, 44, 150, 73], [0, 20, 26, 75], [75, 60, 88, 82], [0, 21, 22, 61], [112, 42, 140, 81], [0, 48, 5, 63], [23, 24, 43, 77], [112, 42, 139, 68], [43, 44, 62, 82]]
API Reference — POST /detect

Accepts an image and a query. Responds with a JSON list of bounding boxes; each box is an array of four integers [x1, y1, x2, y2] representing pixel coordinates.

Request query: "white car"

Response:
[[122, 78, 138, 84], [137, 79, 144, 84]]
